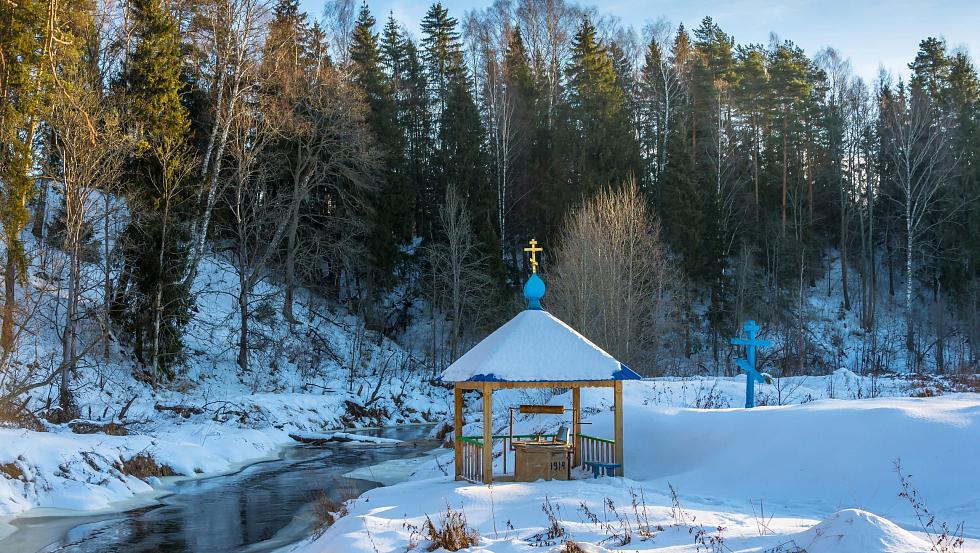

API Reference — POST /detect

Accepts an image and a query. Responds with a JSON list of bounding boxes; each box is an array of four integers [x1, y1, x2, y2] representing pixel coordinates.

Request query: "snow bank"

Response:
[[0, 423, 289, 516]]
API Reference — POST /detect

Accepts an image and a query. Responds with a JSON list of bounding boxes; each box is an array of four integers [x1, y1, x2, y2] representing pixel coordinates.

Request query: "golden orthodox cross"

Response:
[[524, 239, 543, 273]]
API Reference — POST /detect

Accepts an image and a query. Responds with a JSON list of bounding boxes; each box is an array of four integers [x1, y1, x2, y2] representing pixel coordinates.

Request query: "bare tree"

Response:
[[222, 93, 288, 372], [466, 5, 527, 258], [816, 47, 854, 311], [883, 93, 959, 358], [275, 68, 378, 323], [46, 85, 131, 414], [427, 186, 493, 365], [549, 179, 673, 370], [322, 0, 357, 68], [515, 0, 578, 126]]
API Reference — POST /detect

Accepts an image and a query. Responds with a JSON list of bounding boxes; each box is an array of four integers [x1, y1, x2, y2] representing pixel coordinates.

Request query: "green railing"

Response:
[[576, 433, 614, 444], [577, 433, 616, 469], [460, 433, 557, 446]]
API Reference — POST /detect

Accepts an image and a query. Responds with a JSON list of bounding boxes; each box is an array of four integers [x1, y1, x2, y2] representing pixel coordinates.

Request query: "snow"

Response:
[[291, 390, 980, 552], [440, 309, 638, 382], [781, 509, 931, 553]]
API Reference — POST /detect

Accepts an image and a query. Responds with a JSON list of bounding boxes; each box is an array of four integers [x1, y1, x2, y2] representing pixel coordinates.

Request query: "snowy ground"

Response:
[[290, 377, 980, 553]]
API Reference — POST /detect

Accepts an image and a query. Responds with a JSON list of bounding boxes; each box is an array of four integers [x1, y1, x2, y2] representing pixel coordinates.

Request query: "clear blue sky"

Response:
[[298, 0, 978, 82]]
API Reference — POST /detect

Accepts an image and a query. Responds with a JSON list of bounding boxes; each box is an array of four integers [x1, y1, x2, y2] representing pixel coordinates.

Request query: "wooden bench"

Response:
[[583, 461, 621, 478]]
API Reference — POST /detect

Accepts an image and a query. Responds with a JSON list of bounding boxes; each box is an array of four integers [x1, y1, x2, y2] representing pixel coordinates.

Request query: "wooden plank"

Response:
[[613, 380, 624, 476], [519, 404, 565, 415], [572, 388, 581, 467], [454, 384, 463, 481], [482, 382, 493, 484]]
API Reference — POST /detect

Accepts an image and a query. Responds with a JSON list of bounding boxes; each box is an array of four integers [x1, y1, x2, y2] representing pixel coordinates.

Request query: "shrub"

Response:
[[424, 504, 479, 551]]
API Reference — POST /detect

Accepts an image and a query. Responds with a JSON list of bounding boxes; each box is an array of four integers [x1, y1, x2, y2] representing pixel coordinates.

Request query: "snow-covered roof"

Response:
[[440, 309, 640, 383]]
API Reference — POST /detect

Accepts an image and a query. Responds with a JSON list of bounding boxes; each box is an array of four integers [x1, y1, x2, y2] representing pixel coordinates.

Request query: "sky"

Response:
[[297, 0, 979, 82]]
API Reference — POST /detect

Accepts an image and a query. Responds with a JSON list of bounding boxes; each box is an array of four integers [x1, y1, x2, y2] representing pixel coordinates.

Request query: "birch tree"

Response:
[[184, 0, 269, 289], [883, 93, 959, 356]]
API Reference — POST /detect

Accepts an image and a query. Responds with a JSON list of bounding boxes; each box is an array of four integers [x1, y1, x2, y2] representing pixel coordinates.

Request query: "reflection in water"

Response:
[[2, 426, 436, 553]]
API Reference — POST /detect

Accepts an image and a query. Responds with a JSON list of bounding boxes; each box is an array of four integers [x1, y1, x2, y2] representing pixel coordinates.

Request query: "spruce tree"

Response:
[[564, 17, 638, 197], [116, 0, 196, 382], [351, 3, 413, 291]]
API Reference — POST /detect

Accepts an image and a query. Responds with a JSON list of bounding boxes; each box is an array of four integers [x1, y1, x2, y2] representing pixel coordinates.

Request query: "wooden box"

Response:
[[513, 442, 570, 481]]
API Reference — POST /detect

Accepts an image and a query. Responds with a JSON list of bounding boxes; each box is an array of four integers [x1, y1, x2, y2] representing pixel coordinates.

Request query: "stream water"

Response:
[[0, 426, 438, 553]]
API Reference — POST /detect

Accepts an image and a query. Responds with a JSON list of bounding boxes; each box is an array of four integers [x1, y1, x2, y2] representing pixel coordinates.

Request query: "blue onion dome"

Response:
[[523, 272, 546, 310]]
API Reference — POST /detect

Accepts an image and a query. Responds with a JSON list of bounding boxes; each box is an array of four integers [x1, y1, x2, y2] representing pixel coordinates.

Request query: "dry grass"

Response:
[[311, 492, 347, 539], [115, 454, 178, 479], [424, 505, 479, 551], [0, 463, 24, 480]]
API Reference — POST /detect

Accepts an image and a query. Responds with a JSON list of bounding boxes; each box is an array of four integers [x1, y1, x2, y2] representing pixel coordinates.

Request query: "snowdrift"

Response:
[[585, 391, 980, 524], [781, 509, 931, 553]]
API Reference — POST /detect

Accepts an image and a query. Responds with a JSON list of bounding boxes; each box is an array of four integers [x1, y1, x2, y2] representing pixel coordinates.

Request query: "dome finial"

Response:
[[523, 238, 545, 309]]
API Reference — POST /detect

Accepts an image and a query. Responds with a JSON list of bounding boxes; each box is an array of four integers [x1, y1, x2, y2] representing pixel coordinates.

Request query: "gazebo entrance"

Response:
[[453, 380, 623, 484]]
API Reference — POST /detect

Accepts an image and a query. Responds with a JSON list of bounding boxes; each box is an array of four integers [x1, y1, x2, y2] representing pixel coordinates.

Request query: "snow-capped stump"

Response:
[[442, 240, 640, 484]]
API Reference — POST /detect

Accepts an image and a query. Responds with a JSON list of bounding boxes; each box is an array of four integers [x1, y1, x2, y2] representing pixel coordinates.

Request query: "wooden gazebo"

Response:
[[442, 241, 640, 484]]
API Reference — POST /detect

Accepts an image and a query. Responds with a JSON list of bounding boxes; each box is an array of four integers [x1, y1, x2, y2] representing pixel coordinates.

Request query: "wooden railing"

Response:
[[577, 433, 616, 469], [459, 433, 617, 480], [459, 436, 484, 482]]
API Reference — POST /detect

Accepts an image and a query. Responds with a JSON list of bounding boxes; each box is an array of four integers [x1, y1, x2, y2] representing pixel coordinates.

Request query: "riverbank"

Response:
[[0, 424, 442, 552]]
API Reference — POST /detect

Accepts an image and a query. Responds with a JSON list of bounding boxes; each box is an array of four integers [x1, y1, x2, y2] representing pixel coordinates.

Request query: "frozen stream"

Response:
[[0, 426, 439, 553]]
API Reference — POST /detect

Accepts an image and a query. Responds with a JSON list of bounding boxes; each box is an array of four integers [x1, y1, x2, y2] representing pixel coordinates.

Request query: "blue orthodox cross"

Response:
[[730, 320, 772, 408]]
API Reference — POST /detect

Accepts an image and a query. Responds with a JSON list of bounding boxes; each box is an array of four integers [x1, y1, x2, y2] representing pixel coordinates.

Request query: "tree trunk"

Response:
[[60, 237, 79, 411], [237, 274, 249, 372], [905, 209, 914, 358], [282, 203, 299, 324], [781, 118, 788, 236], [840, 236, 850, 311], [31, 180, 47, 239], [2, 253, 15, 352]]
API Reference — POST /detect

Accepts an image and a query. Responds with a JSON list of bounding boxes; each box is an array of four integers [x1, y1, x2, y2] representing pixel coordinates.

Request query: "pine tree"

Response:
[[421, 2, 506, 312], [660, 117, 714, 282]]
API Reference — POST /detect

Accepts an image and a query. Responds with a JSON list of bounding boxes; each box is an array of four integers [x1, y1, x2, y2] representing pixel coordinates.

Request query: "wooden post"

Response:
[[572, 387, 581, 467], [482, 382, 493, 484], [613, 380, 624, 476], [454, 383, 463, 481]]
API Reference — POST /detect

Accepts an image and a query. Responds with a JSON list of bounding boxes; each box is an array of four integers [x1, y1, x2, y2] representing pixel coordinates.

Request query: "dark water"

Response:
[[0, 426, 437, 553]]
